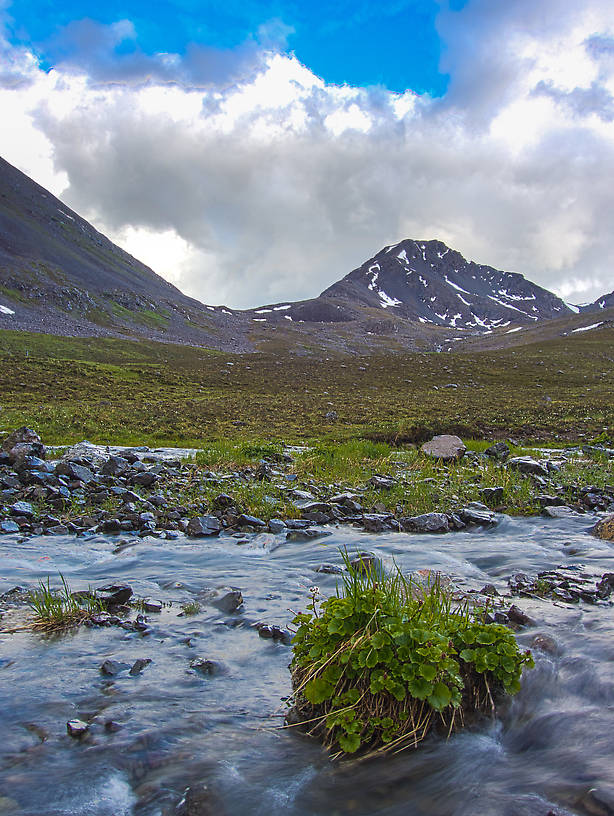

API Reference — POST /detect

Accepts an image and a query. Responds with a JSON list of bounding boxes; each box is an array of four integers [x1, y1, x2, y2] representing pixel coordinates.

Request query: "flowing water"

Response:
[[1, 514, 613, 816]]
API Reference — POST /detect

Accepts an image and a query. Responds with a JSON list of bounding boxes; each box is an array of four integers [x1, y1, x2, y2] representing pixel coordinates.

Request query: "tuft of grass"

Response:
[[28, 575, 103, 631], [180, 601, 201, 616]]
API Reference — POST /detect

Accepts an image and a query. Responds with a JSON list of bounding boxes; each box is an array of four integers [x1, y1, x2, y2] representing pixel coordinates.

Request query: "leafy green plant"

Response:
[[28, 575, 103, 630], [288, 554, 533, 758]]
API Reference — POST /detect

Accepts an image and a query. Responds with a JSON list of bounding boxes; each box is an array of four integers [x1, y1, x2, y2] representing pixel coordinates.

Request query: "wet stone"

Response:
[[100, 659, 130, 676], [129, 658, 152, 675], [210, 589, 243, 613], [96, 583, 133, 606], [66, 719, 89, 738], [286, 529, 332, 542], [142, 599, 163, 613], [189, 658, 223, 676], [0, 519, 20, 534], [256, 623, 292, 644], [315, 563, 344, 575], [268, 518, 286, 533]]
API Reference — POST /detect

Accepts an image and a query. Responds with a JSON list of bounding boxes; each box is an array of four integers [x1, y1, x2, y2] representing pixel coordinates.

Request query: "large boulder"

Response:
[[1, 427, 45, 466], [421, 435, 466, 461], [592, 515, 614, 541]]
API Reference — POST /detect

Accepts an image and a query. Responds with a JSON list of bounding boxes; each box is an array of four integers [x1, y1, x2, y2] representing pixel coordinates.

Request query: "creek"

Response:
[[0, 513, 613, 816]]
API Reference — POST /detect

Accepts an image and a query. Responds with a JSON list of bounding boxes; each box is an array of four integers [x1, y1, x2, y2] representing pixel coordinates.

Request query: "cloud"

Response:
[[0, 1, 614, 308]]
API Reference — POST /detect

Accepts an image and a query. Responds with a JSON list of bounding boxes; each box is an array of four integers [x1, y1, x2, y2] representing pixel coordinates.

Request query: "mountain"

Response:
[[1, 154, 611, 354], [0, 156, 248, 350], [248, 238, 575, 332], [580, 290, 614, 312]]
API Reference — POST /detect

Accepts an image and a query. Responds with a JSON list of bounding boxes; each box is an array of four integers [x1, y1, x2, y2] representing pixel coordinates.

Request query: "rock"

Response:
[[484, 441, 510, 460], [324, 411, 338, 422], [100, 659, 130, 676], [66, 719, 89, 738], [1, 427, 45, 465], [129, 658, 152, 675], [210, 588, 243, 613], [481, 486, 504, 503], [96, 583, 133, 606], [421, 434, 466, 461], [543, 505, 582, 518], [256, 623, 292, 644], [176, 784, 221, 816], [348, 552, 383, 575], [55, 460, 95, 483], [142, 599, 163, 613], [237, 513, 266, 528], [507, 605, 535, 627], [315, 563, 344, 575], [187, 516, 221, 537], [591, 514, 614, 541], [61, 441, 107, 469], [400, 512, 449, 533], [9, 500, 34, 517], [361, 514, 394, 533], [530, 634, 560, 655], [212, 493, 235, 510], [132, 471, 158, 487], [286, 529, 332, 542], [459, 507, 498, 526], [597, 573, 614, 599], [507, 457, 549, 477], [190, 657, 223, 675], [268, 518, 286, 533], [480, 583, 499, 596], [0, 519, 20, 533], [368, 475, 396, 489], [99, 456, 130, 476]]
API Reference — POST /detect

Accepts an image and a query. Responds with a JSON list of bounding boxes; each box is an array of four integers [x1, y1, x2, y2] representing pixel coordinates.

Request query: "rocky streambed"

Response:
[[1, 430, 614, 815]]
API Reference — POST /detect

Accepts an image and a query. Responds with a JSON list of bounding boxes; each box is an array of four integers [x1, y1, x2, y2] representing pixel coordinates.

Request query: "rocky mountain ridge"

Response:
[[0, 154, 612, 352]]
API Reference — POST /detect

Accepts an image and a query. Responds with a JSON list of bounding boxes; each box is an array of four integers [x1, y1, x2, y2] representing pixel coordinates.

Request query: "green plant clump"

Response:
[[289, 557, 534, 757], [28, 575, 103, 630]]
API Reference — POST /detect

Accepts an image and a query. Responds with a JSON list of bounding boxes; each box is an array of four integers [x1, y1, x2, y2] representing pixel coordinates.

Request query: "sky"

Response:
[[1, 0, 613, 309]]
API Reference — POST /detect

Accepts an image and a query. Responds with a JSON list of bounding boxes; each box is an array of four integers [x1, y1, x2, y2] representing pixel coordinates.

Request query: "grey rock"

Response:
[[268, 518, 286, 533], [1, 426, 45, 464], [256, 623, 292, 643], [190, 657, 223, 675], [100, 456, 130, 476], [484, 441, 510, 460], [0, 519, 20, 533], [96, 583, 133, 606], [142, 598, 163, 613], [9, 500, 34, 517], [286, 528, 332, 542], [100, 659, 130, 676], [507, 457, 549, 477], [542, 505, 582, 518], [66, 719, 89, 738], [315, 563, 344, 574], [211, 588, 243, 613], [132, 471, 158, 487], [187, 516, 221, 537], [459, 507, 498, 526], [237, 513, 266, 527], [481, 486, 504, 503], [55, 461, 95, 483], [400, 512, 449, 533], [129, 658, 152, 675], [421, 434, 466, 461]]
